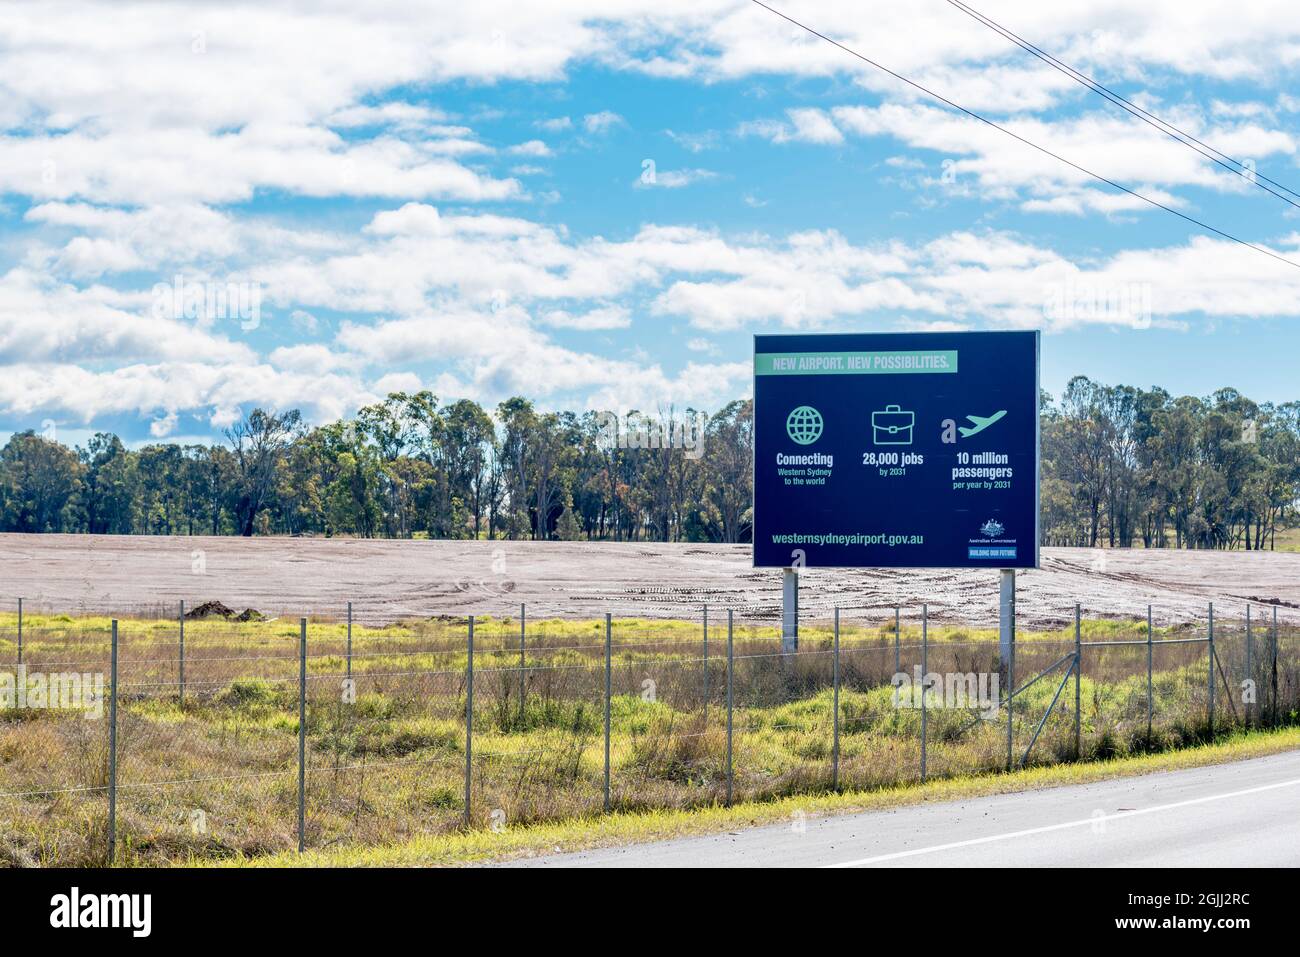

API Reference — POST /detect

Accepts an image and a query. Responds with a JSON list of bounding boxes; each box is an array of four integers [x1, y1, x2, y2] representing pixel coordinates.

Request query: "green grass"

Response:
[[0, 609, 1295, 867], [227, 725, 1300, 867], [1270, 527, 1300, 553]]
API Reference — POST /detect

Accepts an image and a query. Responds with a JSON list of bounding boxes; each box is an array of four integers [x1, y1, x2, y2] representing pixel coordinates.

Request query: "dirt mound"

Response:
[[185, 601, 265, 621], [185, 600, 236, 620]]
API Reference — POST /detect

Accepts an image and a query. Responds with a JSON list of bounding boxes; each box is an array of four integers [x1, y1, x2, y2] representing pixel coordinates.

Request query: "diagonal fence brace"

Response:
[[1019, 654, 1079, 768]]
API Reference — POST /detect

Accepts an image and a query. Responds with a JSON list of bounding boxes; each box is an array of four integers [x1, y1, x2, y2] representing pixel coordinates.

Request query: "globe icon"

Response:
[[786, 406, 823, 445]]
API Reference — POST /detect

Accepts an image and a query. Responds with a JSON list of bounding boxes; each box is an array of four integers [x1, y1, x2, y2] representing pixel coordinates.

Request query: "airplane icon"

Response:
[[958, 410, 1007, 438]]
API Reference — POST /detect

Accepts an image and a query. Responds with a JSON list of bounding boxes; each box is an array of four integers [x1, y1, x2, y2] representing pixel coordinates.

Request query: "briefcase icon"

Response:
[[871, 404, 914, 445]]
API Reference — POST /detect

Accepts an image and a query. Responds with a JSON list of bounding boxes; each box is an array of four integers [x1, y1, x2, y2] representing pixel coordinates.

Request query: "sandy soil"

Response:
[[3, 533, 1298, 628]]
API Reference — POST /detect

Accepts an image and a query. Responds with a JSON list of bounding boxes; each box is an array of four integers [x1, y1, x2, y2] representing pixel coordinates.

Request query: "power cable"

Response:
[[748, 0, 1300, 272], [945, 0, 1300, 210]]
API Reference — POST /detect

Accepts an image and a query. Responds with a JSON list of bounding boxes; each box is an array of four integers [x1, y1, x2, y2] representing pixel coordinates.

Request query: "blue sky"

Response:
[[2, 0, 1300, 448]]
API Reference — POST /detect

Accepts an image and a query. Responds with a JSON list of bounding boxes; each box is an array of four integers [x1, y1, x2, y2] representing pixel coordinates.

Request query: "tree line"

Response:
[[1042, 378, 1299, 549], [0, 393, 753, 543], [1, 378, 1295, 548]]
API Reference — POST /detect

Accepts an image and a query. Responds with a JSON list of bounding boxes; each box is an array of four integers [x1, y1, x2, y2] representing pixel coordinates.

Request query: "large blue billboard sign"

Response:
[[753, 330, 1039, 569]]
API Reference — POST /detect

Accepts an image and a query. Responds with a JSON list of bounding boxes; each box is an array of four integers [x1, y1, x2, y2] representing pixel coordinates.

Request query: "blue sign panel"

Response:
[[753, 330, 1039, 569]]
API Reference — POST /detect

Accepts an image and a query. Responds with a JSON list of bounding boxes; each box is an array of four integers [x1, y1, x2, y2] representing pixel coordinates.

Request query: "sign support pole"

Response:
[[999, 568, 1015, 668], [1000, 568, 1015, 771], [781, 567, 798, 655]]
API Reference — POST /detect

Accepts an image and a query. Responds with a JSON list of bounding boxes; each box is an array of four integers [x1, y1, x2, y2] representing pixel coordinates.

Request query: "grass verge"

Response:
[[218, 724, 1300, 868]]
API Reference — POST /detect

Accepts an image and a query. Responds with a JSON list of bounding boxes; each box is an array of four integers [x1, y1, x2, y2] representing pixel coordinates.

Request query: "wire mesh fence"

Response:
[[1, 598, 1298, 866]]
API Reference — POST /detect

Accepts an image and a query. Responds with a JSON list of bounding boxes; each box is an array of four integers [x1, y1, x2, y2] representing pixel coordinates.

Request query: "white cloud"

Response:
[[826, 103, 1296, 211], [582, 111, 625, 134], [290, 310, 320, 334], [372, 371, 424, 395], [0, 128, 522, 206], [268, 344, 359, 375], [149, 410, 178, 438], [0, 360, 380, 427], [507, 139, 552, 157], [535, 116, 574, 132], [739, 108, 844, 145], [0, 267, 256, 365], [325, 103, 453, 130], [10, 195, 1300, 425], [333, 303, 747, 411], [244, 206, 1300, 338], [666, 129, 720, 152], [540, 305, 632, 330], [0, 2, 1293, 215], [26, 202, 246, 277], [635, 167, 717, 189], [7, 0, 1300, 432], [3, 2, 1299, 139], [787, 108, 843, 144]]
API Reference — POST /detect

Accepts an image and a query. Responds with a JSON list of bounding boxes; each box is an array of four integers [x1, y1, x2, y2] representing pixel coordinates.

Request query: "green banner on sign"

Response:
[[754, 350, 958, 375]]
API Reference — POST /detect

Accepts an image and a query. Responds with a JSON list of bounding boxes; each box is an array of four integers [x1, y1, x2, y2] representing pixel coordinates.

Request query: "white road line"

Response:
[[823, 775, 1300, 868]]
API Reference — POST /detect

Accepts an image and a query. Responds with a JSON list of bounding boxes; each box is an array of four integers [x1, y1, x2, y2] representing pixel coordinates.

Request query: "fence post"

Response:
[[346, 601, 352, 681], [16, 596, 21, 666], [1006, 603, 1015, 773], [725, 610, 734, 806], [920, 603, 928, 784], [107, 619, 118, 865], [832, 607, 840, 792], [1272, 605, 1279, 729], [1074, 603, 1081, 759], [464, 615, 474, 827], [702, 604, 709, 723], [178, 599, 185, 707], [894, 606, 900, 675], [1245, 604, 1252, 728], [297, 617, 307, 853], [1207, 602, 1215, 741], [1146, 603, 1153, 747], [603, 612, 612, 812], [515, 603, 525, 726]]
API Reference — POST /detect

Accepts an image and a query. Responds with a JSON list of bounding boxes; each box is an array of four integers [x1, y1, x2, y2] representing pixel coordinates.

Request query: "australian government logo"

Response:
[[969, 517, 1016, 560]]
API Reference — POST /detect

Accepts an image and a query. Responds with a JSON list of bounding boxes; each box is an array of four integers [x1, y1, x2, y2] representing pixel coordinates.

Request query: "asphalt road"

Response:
[[501, 750, 1300, 867]]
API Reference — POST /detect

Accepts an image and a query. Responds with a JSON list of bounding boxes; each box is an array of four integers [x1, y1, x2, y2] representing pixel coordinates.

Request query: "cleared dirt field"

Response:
[[2, 534, 1298, 627]]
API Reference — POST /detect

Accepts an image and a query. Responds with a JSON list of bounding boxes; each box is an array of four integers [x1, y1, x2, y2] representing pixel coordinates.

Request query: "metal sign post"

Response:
[[781, 567, 798, 655], [998, 568, 1015, 668]]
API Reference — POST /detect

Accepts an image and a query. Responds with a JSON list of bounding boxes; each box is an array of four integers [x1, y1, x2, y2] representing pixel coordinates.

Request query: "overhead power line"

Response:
[[945, 0, 1300, 212], [747, 0, 1300, 272]]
